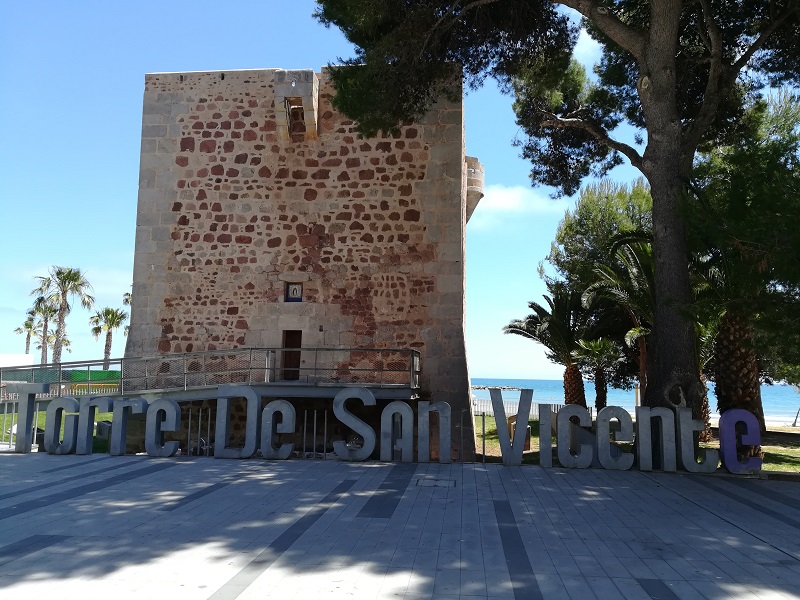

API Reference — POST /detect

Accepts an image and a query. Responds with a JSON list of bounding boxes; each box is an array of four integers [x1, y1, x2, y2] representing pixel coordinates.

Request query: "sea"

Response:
[[471, 377, 800, 427]]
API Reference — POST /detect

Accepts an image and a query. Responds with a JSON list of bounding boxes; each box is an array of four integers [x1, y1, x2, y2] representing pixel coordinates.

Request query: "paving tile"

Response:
[[584, 576, 626, 599], [2, 456, 800, 599]]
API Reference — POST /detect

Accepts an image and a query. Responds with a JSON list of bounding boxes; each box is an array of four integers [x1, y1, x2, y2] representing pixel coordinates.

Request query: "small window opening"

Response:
[[286, 98, 306, 141], [285, 282, 303, 302]]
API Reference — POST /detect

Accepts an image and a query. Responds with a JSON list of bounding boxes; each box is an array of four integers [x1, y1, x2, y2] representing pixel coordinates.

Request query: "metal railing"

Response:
[[471, 399, 594, 420], [0, 398, 47, 450], [0, 347, 421, 400]]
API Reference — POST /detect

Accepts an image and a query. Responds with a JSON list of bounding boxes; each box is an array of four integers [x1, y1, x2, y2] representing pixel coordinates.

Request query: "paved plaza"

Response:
[[1, 454, 799, 599]]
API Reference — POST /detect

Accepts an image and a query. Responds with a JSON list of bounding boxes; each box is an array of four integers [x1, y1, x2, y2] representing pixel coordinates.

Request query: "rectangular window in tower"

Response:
[[285, 282, 303, 302]]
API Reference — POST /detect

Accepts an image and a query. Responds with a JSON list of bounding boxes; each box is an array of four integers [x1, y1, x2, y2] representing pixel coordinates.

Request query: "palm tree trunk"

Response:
[[104, 331, 113, 370], [714, 311, 765, 457], [40, 317, 49, 365], [52, 297, 68, 364], [25, 334, 31, 354], [563, 364, 587, 408], [697, 374, 712, 443], [637, 336, 647, 399], [594, 366, 607, 412]]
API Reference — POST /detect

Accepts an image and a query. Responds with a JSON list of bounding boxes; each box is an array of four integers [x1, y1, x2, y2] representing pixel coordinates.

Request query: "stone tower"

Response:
[[127, 68, 483, 460]]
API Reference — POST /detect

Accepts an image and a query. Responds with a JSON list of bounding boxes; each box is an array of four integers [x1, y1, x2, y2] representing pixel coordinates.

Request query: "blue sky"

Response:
[[0, 1, 640, 378]]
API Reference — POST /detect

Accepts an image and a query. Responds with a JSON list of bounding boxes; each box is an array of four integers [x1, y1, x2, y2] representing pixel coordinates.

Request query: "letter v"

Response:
[[490, 389, 533, 466]]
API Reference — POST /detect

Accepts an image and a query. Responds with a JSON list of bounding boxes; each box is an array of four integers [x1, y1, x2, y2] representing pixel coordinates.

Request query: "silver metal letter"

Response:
[[490, 388, 533, 466], [417, 401, 452, 464], [215, 385, 261, 459], [596, 406, 634, 470], [332, 387, 376, 461], [635, 407, 677, 472], [110, 397, 148, 456], [145, 398, 181, 457], [6, 383, 49, 453], [538, 404, 552, 468], [557, 405, 592, 468], [44, 397, 79, 455], [380, 401, 414, 462], [261, 399, 296, 459], [676, 408, 718, 473], [77, 396, 114, 455]]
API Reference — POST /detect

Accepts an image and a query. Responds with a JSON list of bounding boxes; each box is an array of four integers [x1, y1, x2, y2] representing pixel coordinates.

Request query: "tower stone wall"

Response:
[[127, 68, 482, 459]]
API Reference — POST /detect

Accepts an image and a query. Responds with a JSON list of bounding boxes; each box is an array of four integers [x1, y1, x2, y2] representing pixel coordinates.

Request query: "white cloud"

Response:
[[468, 185, 569, 230]]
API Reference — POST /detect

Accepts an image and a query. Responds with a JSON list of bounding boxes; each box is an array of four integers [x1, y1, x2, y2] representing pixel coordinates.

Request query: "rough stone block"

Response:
[[142, 124, 168, 138]]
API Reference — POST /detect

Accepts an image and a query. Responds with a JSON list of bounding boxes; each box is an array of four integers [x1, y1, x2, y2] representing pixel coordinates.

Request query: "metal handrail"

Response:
[[0, 347, 422, 400]]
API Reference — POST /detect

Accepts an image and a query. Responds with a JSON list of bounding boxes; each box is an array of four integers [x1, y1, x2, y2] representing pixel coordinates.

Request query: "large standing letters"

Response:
[[557, 405, 593, 469], [380, 400, 414, 462], [483, 389, 756, 474], [635, 407, 676, 472], [215, 385, 260, 459], [77, 396, 114, 455], [145, 398, 181, 457], [260, 399, 296, 460], [417, 401, 452, 464], [25, 384, 759, 473], [596, 406, 634, 470], [719, 409, 762, 474], [44, 397, 80, 455], [332, 388, 377, 461], [110, 397, 148, 456], [676, 408, 719, 473], [490, 388, 532, 467], [7, 383, 49, 453]]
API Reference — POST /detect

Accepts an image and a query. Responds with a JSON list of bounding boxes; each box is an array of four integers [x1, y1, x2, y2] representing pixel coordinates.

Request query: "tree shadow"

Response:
[[0, 455, 799, 599]]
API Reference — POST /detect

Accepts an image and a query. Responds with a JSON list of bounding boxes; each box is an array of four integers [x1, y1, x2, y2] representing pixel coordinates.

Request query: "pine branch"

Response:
[[555, 0, 646, 61], [540, 111, 644, 170]]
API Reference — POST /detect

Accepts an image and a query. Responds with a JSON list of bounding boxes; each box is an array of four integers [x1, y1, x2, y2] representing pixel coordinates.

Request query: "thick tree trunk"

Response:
[[638, 7, 704, 415], [642, 162, 704, 414], [563, 364, 587, 408], [24, 334, 31, 355]]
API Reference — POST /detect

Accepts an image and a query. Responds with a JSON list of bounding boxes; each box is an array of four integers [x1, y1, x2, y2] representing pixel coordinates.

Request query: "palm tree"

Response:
[[31, 296, 58, 365], [35, 331, 70, 360], [687, 92, 800, 453], [575, 338, 622, 412], [13, 310, 37, 354], [694, 252, 767, 435], [582, 233, 654, 398], [90, 307, 129, 369], [33, 266, 94, 364], [505, 282, 588, 407]]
